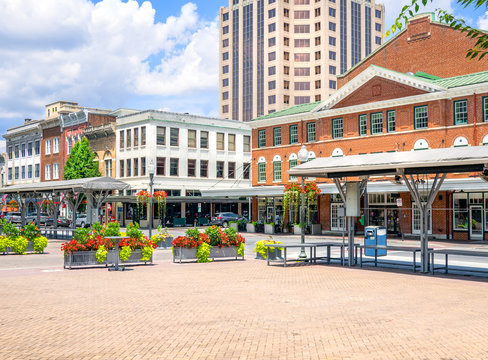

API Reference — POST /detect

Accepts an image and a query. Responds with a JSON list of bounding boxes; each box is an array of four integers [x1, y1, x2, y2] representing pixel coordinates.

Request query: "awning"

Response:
[[1, 177, 130, 194]]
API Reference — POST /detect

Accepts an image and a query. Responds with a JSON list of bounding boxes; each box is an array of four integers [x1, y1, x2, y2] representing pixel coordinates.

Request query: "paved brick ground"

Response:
[[1, 239, 488, 359]]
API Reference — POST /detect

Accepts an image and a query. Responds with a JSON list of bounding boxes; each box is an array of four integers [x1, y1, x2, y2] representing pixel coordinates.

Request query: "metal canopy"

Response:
[[288, 146, 488, 273], [288, 146, 488, 178], [1, 177, 129, 194]]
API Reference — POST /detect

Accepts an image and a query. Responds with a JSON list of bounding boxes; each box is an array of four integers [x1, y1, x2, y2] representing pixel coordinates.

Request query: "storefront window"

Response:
[[412, 203, 432, 234], [453, 193, 468, 230], [258, 198, 266, 223]]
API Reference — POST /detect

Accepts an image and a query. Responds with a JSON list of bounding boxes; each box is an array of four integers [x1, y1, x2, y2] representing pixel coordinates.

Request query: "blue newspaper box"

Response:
[[364, 226, 387, 257]]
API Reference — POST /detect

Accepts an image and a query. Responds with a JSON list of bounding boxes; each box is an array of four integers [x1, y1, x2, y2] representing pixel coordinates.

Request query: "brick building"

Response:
[[246, 64, 488, 240]]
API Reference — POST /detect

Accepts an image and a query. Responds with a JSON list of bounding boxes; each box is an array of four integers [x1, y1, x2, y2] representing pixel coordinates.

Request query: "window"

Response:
[[223, 25, 229, 34], [315, 22, 321, 31], [126, 159, 131, 177], [295, 53, 310, 61], [133, 158, 139, 176], [375, 9, 381, 18], [453, 193, 468, 231], [294, 24, 310, 33], [268, 80, 276, 90], [329, 36, 336, 46], [315, 51, 321, 60], [126, 129, 131, 148], [170, 158, 179, 176], [307, 122, 316, 142], [170, 128, 179, 146], [223, 52, 229, 61], [315, 80, 321, 89], [375, 23, 382, 32], [332, 118, 343, 139], [228, 134, 236, 151], [331, 203, 345, 231], [359, 114, 367, 136], [223, 78, 229, 87], [119, 160, 124, 177], [15, 167, 19, 180], [315, 36, 321, 46], [200, 131, 209, 149], [371, 112, 383, 134], [188, 159, 196, 177], [329, 65, 336, 74], [329, 7, 336, 17], [134, 128, 139, 147], [156, 126, 166, 145], [21, 143, 25, 157], [268, 67, 276, 77], [387, 111, 396, 132], [284, 80, 290, 89], [273, 127, 282, 146], [329, 22, 336, 31], [223, 91, 229, 100], [258, 129, 266, 147], [289, 158, 298, 181], [244, 135, 251, 152], [284, 95, 290, 104], [216, 161, 224, 178], [200, 160, 208, 177], [35, 164, 40, 178], [269, 95, 276, 104], [315, 7, 321, 16], [67, 138, 72, 154], [284, 23, 290, 32], [295, 10, 310, 19], [141, 157, 146, 176], [223, 65, 229, 73], [53, 163, 59, 179], [141, 126, 146, 146], [454, 100, 468, 125], [295, 0, 310, 4], [375, 36, 381, 45], [217, 132, 225, 150], [45, 164, 51, 180], [415, 105, 428, 129], [222, 105, 229, 113], [105, 160, 112, 177], [28, 165, 32, 179], [329, 51, 336, 60], [243, 163, 250, 179], [284, 8, 289, 17], [119, 131, 124, 149], [188, 130, 196, 148], [284, 51, 290, 60], [268, 23, 276, 32], [329, 80, 336, 89], [273, 161, 282, 181], [295, 67, 310, 76], [223, 12, 229, 21], [295, 96, 310, 105], [53, 138, 59, 153], [294, 39, 310, 47], [484, 97, 488, 122], [295, 82, 310, 90], [8, 167, 12, 180], [315, 65, 321, 74], [8, 146, 12, 160], [268, 52, 276, 61], [35, 140, 40, 155], [21, 166, 25, 179], [258, 162, 266, 182], [228, 162, 236, 178], [269, 8, 276, 18]]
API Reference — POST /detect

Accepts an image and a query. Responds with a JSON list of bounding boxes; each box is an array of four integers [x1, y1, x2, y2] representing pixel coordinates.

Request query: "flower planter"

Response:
[[64, 249, 152, 269], [246, 223, 256, 233], [256, 248, 282, 260], [264, 224, 275, 234], [155, 236, 173, 249], [173, 245, 244, 263], [2, 241, 36, 255], [311, 224, 322, 235], [230, 222, 239, 231], [293, 226, 302, 235]]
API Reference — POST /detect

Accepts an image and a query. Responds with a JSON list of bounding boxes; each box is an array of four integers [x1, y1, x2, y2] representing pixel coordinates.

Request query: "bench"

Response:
[[265, 243, 317, 267], [40, 228, 76, 240], [429, 249, 488, 274], [358, 245, 432, 272], [173, 218, 186, 227]]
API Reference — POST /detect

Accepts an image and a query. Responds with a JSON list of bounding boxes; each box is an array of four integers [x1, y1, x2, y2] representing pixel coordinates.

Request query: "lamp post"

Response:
[[297, 144, 309, 259], [147, 159, 156, 239]]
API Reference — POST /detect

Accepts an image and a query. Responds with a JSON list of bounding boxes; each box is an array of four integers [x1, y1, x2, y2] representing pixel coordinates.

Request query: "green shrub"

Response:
[[32, 236, 48, 253], [12, 236, 28, 255], [119, 245, 132, 261], [196, 242, 212, 263], [185, 228, 201, 241], [104, 222, 121, 237], [90, 222, 104, 237], [253, 237, 284, 259], [224, 227, 237, 242], [205, 226, 222, 246], [73, 228, 90, 243], [2, 220, 20, 238], [237, 243, 245, 257], [141, 246, 154, 261], [95, 245, 108, 263], [126, 222, 144, 240], [0, 236, 8, 252]]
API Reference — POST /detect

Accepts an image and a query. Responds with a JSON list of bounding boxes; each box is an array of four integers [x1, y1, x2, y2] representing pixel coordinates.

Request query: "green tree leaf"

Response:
[[64, 137, 101, 180]]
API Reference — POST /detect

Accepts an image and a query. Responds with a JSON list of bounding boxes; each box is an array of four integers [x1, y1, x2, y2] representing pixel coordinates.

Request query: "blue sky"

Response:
[[0, 0, 487, 152]]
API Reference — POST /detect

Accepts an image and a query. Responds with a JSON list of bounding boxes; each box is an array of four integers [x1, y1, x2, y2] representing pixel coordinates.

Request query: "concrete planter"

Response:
[[246, 223, 256, 233], [311, 224, 322, 235], [155, 236, 173, 249], [64, 249, 152, 269], [264, 224, 275, 234], [256, 248, 282, 260], [293, 225, 303, 235], [173, 245, 244, 263], [230, 222, 239, 231]]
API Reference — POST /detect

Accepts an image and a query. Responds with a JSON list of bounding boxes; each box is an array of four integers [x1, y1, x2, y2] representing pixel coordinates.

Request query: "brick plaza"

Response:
[[1, 235, 488, 360]]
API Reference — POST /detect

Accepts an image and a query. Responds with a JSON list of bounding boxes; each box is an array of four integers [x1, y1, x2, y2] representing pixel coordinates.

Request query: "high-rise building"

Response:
[[219, 0, 385, 121]]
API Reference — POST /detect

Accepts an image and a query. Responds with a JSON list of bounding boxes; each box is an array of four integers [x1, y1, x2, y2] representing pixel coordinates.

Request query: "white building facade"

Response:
[[116, 110, 252, 226]]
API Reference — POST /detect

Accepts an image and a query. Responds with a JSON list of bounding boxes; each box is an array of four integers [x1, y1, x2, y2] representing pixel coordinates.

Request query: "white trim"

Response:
[[413, 139, 429, 150], [289, 153, 297, 160], [272, 155, 282, 162], [258, 156, 266, 163], [332, 148, 343, 157], [453, 136, 469, 147]]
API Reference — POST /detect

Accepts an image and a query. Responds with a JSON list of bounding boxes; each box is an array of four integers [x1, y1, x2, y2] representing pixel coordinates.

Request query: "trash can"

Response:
[[364, 226, 387, 257]]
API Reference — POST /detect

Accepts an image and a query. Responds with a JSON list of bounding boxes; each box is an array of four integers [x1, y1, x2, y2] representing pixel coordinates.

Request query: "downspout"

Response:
[[473, 93, 477, 146]]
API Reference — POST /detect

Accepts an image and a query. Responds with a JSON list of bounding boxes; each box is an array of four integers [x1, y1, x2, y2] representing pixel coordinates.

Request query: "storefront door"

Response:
[[469, 205, 483, 240], [386, 209, 399, 235]]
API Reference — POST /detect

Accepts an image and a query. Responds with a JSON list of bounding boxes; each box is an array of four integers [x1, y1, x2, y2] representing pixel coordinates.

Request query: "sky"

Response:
[[0, 0, 487, 152]]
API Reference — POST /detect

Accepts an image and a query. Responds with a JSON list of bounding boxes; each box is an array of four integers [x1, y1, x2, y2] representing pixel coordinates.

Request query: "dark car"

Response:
[[46, 216, 70, 228], [4, 212, 22, 223], [210, 212, 244, 228]]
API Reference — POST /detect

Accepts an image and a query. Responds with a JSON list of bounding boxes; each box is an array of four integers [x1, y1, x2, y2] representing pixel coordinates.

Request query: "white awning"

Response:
[[1, 177, 130, 193]]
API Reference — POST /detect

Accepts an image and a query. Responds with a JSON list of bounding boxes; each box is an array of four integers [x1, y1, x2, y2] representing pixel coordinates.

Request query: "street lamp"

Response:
[[147, 159, 156, 239], [297, 144, 309, 259]]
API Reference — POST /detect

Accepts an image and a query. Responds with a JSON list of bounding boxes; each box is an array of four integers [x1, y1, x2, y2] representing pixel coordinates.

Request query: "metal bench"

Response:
[[173, 218, 186, 227], [429, 249, 488, 274], [265, 243, 317, 267], [358, 245, 432, 272]]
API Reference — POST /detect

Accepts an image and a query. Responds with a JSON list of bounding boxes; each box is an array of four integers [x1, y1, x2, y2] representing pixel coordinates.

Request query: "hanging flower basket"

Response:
[[136, 190, 151, 220], [153, 190, 167, 222], [283, 182, 321, 225]]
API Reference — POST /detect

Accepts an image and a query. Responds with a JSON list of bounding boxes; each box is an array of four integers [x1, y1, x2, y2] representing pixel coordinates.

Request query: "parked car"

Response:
[[25, 212, 50, 225], [46, 216, 70, 228], [210, 212, 244, 228], [75, 214, 90, 228], [4, 212, 22, 223]]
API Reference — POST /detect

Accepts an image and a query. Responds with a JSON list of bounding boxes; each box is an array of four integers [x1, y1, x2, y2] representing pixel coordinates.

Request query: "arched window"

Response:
[[273, 155, 282, 182], [413, 139, 429, 151], [453, 136, 469, 147], [483, 134, 488, 145], [257, 157, 266, 183], [289, 153, 298, 181], [332, 148, 343, 157]]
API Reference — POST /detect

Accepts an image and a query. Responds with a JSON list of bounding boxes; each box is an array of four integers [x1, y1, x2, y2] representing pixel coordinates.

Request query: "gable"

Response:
[[331, 76, 430, 109]]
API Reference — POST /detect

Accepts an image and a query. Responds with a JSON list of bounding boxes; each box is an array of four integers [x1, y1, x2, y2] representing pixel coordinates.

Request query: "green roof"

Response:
[[429, 71, 488, 89], [252, 101, 321, 121], [414, 71, 441, 80]]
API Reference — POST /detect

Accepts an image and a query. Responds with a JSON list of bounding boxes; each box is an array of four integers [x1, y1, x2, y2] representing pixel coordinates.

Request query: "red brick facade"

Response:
[[337, 15, 487, 88]]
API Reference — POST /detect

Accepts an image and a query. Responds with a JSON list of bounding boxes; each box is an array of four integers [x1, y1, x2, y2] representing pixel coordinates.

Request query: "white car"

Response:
[[75, 214, 90, 228]]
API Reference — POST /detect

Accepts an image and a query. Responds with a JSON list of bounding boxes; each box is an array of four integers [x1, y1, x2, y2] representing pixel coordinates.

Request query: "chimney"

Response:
[[24, 118, 32, 123]]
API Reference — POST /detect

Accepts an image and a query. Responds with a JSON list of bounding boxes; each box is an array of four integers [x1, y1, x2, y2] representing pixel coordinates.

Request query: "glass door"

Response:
[[469, 205, 483, 240]]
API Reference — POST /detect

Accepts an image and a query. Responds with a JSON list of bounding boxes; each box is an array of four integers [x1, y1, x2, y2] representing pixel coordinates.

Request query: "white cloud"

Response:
[[478, 11, 488, 30], [0, 0, 219, 128]]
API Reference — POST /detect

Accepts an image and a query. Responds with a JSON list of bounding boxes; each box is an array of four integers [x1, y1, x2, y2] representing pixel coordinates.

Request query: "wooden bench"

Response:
[[429, 249, 488, 274], [358, 245, 432, 272]]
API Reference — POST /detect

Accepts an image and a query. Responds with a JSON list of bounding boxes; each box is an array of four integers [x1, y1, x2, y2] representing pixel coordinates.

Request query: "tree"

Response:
[[64, 137, 101, 179], [388, 0, 488, 60]]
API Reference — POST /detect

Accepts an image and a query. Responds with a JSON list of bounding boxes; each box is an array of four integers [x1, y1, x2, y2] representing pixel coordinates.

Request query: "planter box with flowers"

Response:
[[254, 237, 283, 260], [264, 223, 275, 234], [62, 222, 156, 269], [246, 222, 256, 233], [0, 221, 48, 255], [172, 226, 245, 263], [151, 225, 173, 249]]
